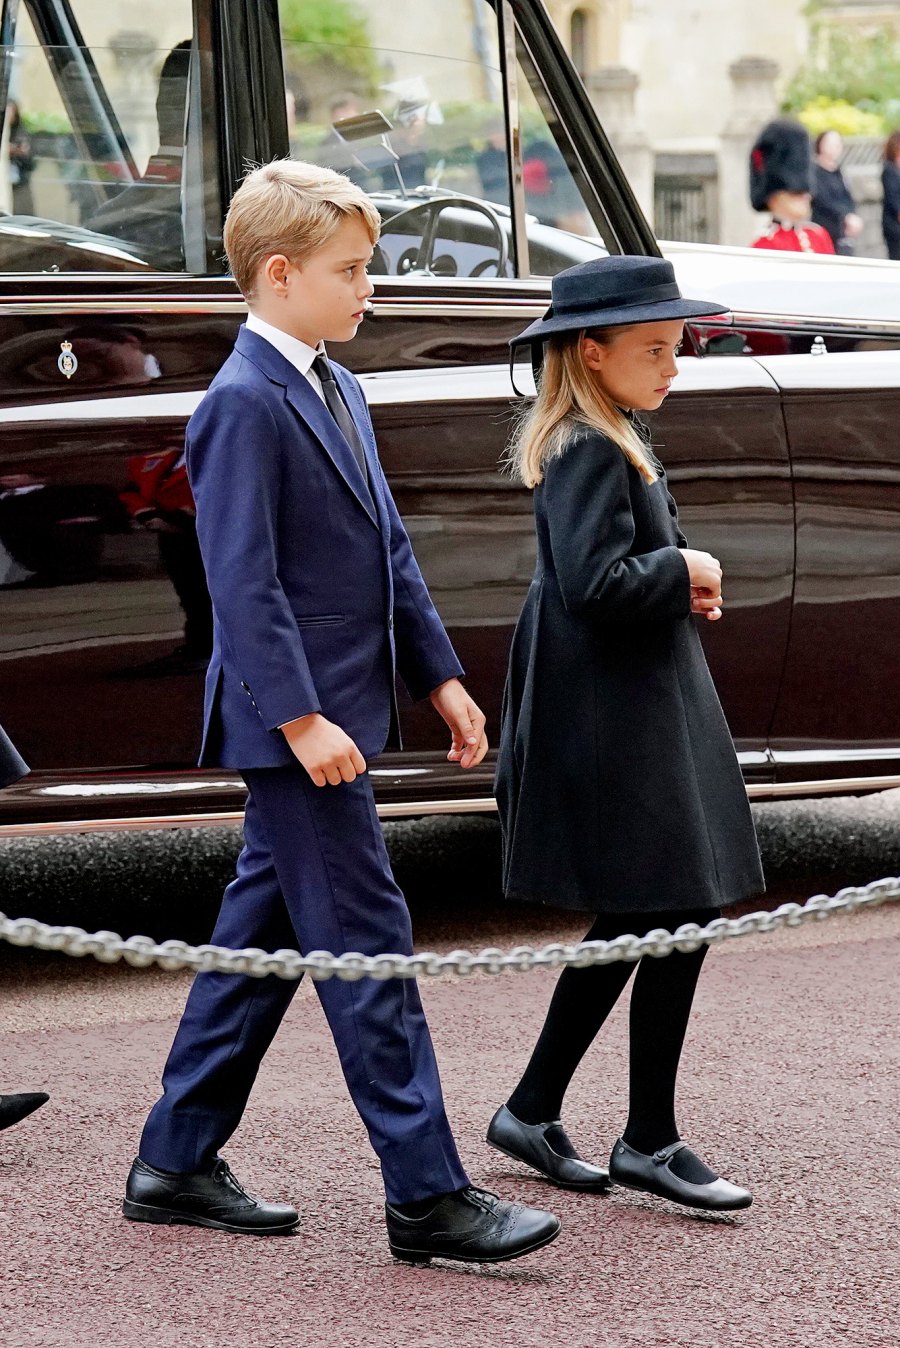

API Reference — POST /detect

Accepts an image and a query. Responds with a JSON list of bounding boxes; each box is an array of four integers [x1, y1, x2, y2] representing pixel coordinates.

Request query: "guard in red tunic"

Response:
[[749, 119, 836, 255]]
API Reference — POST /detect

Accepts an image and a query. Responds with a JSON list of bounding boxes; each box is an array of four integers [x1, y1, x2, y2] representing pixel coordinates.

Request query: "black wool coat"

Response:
[[0, 720, 28, 788], [495, 425, 764, 914]]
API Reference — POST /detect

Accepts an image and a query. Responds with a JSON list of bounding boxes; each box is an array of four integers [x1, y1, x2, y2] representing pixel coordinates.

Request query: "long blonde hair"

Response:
[[507, 328, 657, 488]]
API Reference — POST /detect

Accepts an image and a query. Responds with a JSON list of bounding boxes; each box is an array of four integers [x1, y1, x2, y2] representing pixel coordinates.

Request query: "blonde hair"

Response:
[[223, 158, 381, 299], [508, 328, 658, 488]]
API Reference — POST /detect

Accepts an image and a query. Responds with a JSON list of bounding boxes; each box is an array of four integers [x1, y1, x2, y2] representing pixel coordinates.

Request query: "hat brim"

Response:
[[509, 297, 730, 348]]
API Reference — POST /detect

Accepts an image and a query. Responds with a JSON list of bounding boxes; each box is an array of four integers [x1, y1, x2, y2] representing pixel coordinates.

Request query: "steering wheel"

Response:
[[378, 195, 510, 278]]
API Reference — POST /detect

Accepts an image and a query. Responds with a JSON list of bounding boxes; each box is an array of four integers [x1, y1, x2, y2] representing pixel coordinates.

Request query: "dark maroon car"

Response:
[[1, 0, 899, 838]]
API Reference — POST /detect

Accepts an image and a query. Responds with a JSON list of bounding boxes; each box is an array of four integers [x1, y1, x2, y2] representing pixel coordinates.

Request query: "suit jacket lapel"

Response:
[[235, 327, 379, 529]]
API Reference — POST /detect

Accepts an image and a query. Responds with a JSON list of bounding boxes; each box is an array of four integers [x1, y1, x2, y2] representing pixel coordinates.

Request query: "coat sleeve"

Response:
[[542, 431, 692, 622], [186, 382, 321, 732]]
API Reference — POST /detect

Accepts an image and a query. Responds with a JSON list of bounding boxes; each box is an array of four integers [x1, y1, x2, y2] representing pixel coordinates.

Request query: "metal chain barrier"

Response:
[[0, 876, 898, 982]]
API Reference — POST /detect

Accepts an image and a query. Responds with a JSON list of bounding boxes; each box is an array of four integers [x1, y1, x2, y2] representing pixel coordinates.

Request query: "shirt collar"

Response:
[[245, 312, 324, 377]]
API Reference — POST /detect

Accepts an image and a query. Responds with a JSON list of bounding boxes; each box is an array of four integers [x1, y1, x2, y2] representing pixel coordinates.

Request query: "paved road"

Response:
[[1, 894, 897, 1348]]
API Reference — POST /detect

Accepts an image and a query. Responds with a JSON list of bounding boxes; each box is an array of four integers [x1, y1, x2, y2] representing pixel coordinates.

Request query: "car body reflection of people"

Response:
[[750, 119, 835, 255], [812, 131, 863, 256], [119, 448, 212, 675], [0, 719, 49, 1136], [882, 131, 900, 262], [66, 323, 161, 386], [0, 473, 125, 588]]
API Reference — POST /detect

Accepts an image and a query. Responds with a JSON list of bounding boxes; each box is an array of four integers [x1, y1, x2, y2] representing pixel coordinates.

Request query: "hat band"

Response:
[[552, 279, 682, 320]]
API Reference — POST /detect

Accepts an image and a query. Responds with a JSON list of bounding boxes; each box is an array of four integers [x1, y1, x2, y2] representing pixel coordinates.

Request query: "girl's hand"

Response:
[[681, 548, 722, 594], [683, 546, 723, 623], [692, 586, 722, 621]]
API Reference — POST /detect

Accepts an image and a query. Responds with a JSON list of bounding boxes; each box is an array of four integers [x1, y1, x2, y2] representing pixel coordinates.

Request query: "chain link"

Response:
[[1, 876, 898, 982]]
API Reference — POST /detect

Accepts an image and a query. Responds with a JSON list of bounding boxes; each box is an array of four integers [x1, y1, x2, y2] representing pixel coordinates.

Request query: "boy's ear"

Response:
[[261, 253, 293, 295]]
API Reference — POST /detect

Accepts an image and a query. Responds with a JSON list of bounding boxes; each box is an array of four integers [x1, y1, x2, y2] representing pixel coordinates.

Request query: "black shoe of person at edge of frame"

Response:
[[0, 1093, 49, 1133], [609, 1138, 753, 1211], [385, 1185, 561, 1265], [486, 1104, 612, 1192], [122, 1157, 300, 1235]]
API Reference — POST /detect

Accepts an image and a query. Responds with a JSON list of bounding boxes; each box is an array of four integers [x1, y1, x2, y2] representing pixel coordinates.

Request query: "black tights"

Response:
[[506, 908, 717, 1173]]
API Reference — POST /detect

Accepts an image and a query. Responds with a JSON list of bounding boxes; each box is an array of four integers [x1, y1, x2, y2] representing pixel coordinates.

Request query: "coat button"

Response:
[[388, 613, 394, 629]]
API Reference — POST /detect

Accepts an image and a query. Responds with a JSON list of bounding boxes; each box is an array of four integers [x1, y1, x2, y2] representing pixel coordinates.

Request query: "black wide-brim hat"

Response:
[[509, 255, 729, 350]]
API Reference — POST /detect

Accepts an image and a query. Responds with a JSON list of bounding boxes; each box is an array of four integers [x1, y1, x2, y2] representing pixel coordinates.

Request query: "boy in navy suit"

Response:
[[124, 160, 558, 1264]]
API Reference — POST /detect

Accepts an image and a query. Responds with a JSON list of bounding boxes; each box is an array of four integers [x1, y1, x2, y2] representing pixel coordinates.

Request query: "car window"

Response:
[[512, 32, 606, 275], [0, 0, 213, 272], [278, 0, 609, 281]]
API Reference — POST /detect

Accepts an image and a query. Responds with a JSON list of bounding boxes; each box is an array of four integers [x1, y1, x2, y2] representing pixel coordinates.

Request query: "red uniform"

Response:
[[751, 221, 835, 255]]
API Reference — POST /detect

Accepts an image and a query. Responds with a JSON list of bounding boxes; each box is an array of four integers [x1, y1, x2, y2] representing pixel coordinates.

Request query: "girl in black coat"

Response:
[[488, 256, 763, 1212], [0, 719, 49, 1133]]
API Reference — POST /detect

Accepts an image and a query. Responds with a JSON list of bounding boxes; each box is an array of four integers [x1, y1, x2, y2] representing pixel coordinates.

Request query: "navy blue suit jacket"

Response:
[[187, 325, 463, 769]]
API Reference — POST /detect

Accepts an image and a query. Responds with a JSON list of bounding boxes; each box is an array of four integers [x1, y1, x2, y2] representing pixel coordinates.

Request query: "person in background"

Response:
[[476, 117, 509, 207], [315, 93, 375, 191], [0, 719, 50, 1135], [750, 118, 835, 255], [6, 101, 35, 215], [812, 130, 863, 255], [881, 130, 900, 261]]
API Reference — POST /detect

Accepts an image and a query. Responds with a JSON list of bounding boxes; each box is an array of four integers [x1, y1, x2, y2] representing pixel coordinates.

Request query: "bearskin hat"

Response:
[[749, 118, 813, 212]]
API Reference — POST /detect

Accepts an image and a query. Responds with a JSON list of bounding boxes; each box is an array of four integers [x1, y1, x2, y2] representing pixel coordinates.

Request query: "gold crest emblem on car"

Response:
[[57, 340, 78, 379]]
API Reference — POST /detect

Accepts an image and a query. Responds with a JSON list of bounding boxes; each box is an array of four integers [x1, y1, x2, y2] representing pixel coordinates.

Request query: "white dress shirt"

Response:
[[244, 312, 326, 403]]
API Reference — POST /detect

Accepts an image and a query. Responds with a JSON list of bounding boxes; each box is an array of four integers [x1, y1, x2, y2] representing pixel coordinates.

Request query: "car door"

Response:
[[756, 341, 900, 788], [0, 0, 264, 825]]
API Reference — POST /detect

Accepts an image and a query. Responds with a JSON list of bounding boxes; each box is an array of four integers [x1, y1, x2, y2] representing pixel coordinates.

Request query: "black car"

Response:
[[0, 0, 899, 838]]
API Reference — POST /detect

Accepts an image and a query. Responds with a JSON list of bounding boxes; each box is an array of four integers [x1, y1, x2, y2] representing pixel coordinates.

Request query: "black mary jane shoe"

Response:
[[608, 1138, 752, 1211], [385, 1185, 560, 1265], [122, 1157, 300, 1235], [486, 1104, 611, 1192], [0, 1092, 49, 1133]]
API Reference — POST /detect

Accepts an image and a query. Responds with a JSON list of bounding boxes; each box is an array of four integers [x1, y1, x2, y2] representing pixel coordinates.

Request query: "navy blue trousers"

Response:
[[139, 764, 469, 1204]]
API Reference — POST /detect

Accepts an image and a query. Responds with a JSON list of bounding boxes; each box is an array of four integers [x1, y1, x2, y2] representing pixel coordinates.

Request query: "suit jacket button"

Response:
[[388, 614, 394, 629]]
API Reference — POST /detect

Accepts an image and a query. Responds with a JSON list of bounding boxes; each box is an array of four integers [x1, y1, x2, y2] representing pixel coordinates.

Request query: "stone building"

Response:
[[545, 0, 895, 250]]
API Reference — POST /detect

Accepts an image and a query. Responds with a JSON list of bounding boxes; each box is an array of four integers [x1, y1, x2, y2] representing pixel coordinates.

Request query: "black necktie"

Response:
[[312, 352, 368, 481]]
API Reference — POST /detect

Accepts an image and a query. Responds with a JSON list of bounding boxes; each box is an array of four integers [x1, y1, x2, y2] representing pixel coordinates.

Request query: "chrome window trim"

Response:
[[2, 773, 899, 838], [1, 294, 898, 339], [714, 310, 900, 340]]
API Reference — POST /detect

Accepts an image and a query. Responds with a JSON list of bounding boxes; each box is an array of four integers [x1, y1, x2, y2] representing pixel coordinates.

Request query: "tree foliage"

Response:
[[783, 4, 900, 132], [279, 0, 378, 81]]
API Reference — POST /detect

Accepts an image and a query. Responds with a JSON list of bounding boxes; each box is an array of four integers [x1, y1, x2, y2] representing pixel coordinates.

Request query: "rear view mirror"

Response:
[[332, 110, 394, 141]]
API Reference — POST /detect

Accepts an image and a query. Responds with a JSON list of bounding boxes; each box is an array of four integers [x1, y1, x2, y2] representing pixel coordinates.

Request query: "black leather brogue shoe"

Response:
[[487, 1104, 611, 1192], [609, 1138, 752, 1211], [123, 1157, 300, 1235], [0, 1092, 49, 1133], [385, 1185, 560, 1265]]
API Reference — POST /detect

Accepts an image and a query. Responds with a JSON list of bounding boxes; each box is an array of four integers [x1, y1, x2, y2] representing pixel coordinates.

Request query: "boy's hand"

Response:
[[429, 678, 488, 769], [280, 713, 367, 787]]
